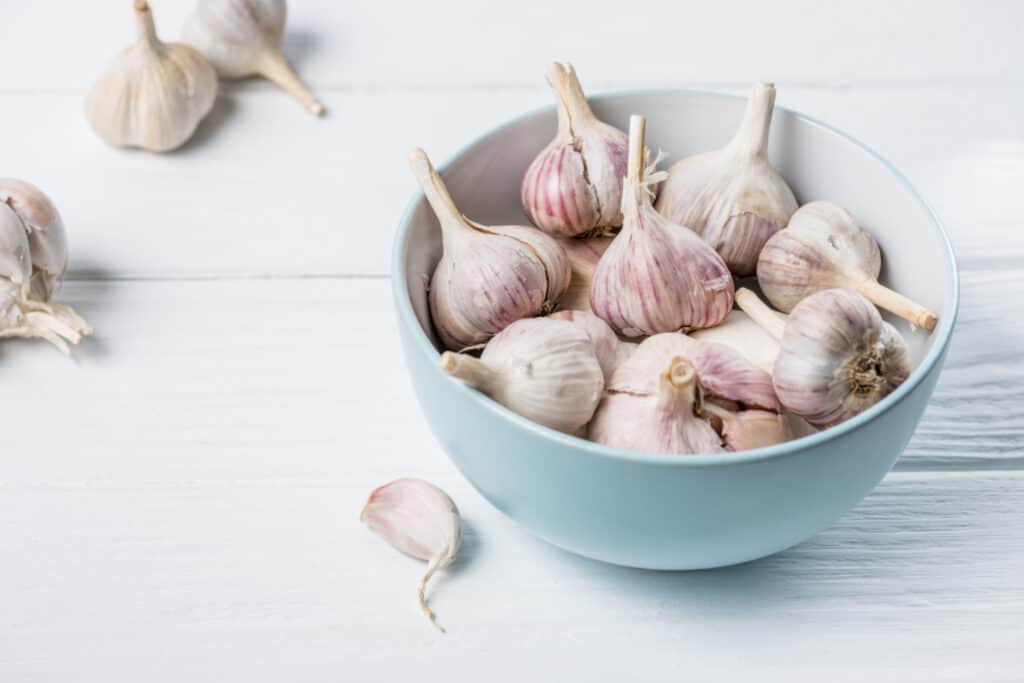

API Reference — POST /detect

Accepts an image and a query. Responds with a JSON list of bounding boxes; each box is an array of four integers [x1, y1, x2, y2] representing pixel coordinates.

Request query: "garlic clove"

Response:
[[0, 179, 68, 302], [86, 1, 219, 153], [410, 149, 569, 350], [361, 478, 461, 632], [0, 204, 31, 291], [655, 83, 798, 276], [548, 309, 633, 381], [184, 0, 324, 116], [553, 235, 612, 312], [758, 201, 938, 331], [521, 63, 628, 236], [591, 115, 734, 337], [690, 309, 780, 374], [440, 317, 604, 434], [701, 402, 790, 451]]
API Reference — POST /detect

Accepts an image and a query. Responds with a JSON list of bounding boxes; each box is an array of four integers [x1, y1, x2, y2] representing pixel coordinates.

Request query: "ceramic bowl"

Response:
[[391, 91, 958, 570]]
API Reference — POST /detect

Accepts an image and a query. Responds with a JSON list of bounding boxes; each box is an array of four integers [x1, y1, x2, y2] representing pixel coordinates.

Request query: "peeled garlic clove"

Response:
[[521, 63, 628, 236], [736, 287, 911, 428], [554, 235, 611, 311], [591, 116, 734, 337], [656, 83, 797, 276], [410, 149, 569, 350], [440, 318, 604, 434], [690, 309, 780, 374], [184, 0, 324, 116], [758, 201, 938, 331], [361, 478, 461, 632], [86, 1, 218, 152], [548, 309, 633, 381]]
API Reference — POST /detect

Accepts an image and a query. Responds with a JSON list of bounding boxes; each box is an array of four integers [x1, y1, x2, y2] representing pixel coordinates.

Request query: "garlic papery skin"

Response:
[[361, 478, 461, 633], [736, 287, 911, 428], [521, 63, 628, 237], [758, 201, 938, 331], [410, 148, 570, 350], [655, 83, 798, 276], [184, 0, 324, 116], [554, 235, 611, 311], [440, 318, 604, 434], [689, 309, 780, 374], [86, 1, 218, 153], [549, 309, 634, 381], [591, 115, 734, 337]]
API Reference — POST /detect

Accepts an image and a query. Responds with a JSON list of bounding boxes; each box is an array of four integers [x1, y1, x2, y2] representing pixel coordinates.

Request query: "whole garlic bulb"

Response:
[[758, 201, 938, 331], [655, 83, 798, 276], [553, 235, 611, 312], [590, 115, 734, 337], [85, 1, 218, 152], [440, 318, 604, 434], [521, 63, 628, 237], [736, 287, 911, 428], [410, 149, 570, 350], [548, 309, 634, 381], [184, 0, 324, 116]]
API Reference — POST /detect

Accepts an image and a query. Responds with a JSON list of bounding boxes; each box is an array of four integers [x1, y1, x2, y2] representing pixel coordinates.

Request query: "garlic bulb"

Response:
[[591, 116, 734, 337], [86, 1, 218, 152], [521, 63, 628, 237], [361, 478, 461, 632], [410, 149, 570, 350], [689, 309, 779, 374], [655, 83, 798, 276], [440, 318, 604, 434], [184, 0, 324, 116], [548, 309, 634, 381], [554, 235, 611, 311], [758, 201, 938, 331], [736, 287, 911, 428]]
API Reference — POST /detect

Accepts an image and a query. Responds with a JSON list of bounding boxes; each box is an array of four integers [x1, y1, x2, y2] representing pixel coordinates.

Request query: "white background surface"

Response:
[[1, 1, 1022, 680]]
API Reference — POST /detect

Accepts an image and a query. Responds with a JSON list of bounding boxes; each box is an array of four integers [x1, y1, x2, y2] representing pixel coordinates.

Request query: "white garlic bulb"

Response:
[[553, 235, 611, 312], [736, 287, 911, 428], [548, 309, 634, 381], [656, 83, 798, 276], [590, 116, 734, 337], [86, 1, 218, 153], [440, 318, 604, 434], [361, 478, 461, 632], [410, 148, 570, 350], [184, 0, 324, 116], [521, 63, 628, 237], [758, 201, 938, 331]]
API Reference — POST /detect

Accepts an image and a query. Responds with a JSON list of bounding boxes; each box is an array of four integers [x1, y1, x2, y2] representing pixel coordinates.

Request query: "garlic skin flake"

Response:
[[440, 318, 604, 434], [656, 83, 798, 276], [411, 148, 569, 350], [521, 63, 628, 237], [548, 309, 634, 381], [361, 478, 461, 633], [591, 115, 734, 337], [86, 1, 218, 153], [184, 0, 325, 116], [758, 201, 938, 331]]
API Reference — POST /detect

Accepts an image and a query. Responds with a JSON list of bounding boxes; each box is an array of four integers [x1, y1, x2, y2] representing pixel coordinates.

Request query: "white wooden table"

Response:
[[2, 2, 1022, 679]]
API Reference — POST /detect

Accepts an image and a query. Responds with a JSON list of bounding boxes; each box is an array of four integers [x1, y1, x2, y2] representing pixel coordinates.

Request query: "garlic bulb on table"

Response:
[[410, 149, 570, 350], [554, 235, 612, 312], [86, 1, 218, 153], [184, 0, 324, 116], [656, 83, 798, 276], [736, 287, 911, 428], [758, 201, 938, 331], [521, 63, 628, 236], [548, 309, 635, 381], [590, 116, 734, 337], [440, 318, 604, 434]]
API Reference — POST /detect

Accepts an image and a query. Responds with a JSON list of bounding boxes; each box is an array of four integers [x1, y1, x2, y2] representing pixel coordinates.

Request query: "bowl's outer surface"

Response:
[[393, 91, 959, 569]]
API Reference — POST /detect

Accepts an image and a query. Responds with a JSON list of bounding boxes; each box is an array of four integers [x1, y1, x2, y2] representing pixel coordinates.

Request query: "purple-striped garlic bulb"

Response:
[[548, 309, 635, 381], [758, 201, 938, 331], [590, 115, 734, 337], [655, 83, 798, 276], [589, 333, 789, 454], [520, 63, 628, 237], [410, 149, 570, 351], [736, 287, 911, 428], [554, 234, 611, 311]]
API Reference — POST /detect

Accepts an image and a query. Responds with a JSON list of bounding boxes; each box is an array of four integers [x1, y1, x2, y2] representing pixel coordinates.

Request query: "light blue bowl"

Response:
[[392, 91, 959, 570]]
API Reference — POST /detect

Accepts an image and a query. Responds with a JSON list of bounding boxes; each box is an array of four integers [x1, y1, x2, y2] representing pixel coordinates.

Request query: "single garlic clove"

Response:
[[184, 0, 325, 116], [701, 402, 791, 451], [553, 235, 612, 312], [86, 1, 219, 153], [440, 318, 604, 434], [689, 309, 780, 374], [591, 115, 734, 337], [656, 83, 798, 276], [521, 63, 628, 236], [0, 204, 31, 291], [548, 309, 633, 381], [758, 201, 938, 331], [410, 149, 569, 350], [361, 478, 461, 632]]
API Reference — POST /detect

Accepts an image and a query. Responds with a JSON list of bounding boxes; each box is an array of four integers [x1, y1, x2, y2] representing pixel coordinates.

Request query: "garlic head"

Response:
[[553, 235, 611, 312], [0, 179, 68, 302], [548, 309, 634, 381]]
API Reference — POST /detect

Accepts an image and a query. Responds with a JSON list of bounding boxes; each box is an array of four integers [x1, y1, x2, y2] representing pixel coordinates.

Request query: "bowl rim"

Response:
[[391, 87, 960, 467]]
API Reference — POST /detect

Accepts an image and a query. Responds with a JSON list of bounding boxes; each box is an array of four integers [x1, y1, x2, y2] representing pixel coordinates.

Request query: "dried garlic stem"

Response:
[[627, 115, 646, 187], [855, 279, 938, 331], [440, 351, 497, 392], [258, 52, 325, 117], [735, 288, 786, 340]]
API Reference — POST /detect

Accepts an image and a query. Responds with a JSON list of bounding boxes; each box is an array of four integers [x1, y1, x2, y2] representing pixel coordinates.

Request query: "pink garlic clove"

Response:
[[702, 403, 791, 451]]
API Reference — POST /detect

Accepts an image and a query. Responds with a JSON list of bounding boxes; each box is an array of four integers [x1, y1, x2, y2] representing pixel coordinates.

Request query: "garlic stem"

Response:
[[735, 288, 786, 340], [548, 63, 595, 134], [409, 149, 475, 245], [258, 52, 325, 117], [627, 114, 646, 188], [728, 82, 775, 158], [854, 278, 938, 331], [440, 351, 498, 393], [134, 1, 159, 49]]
